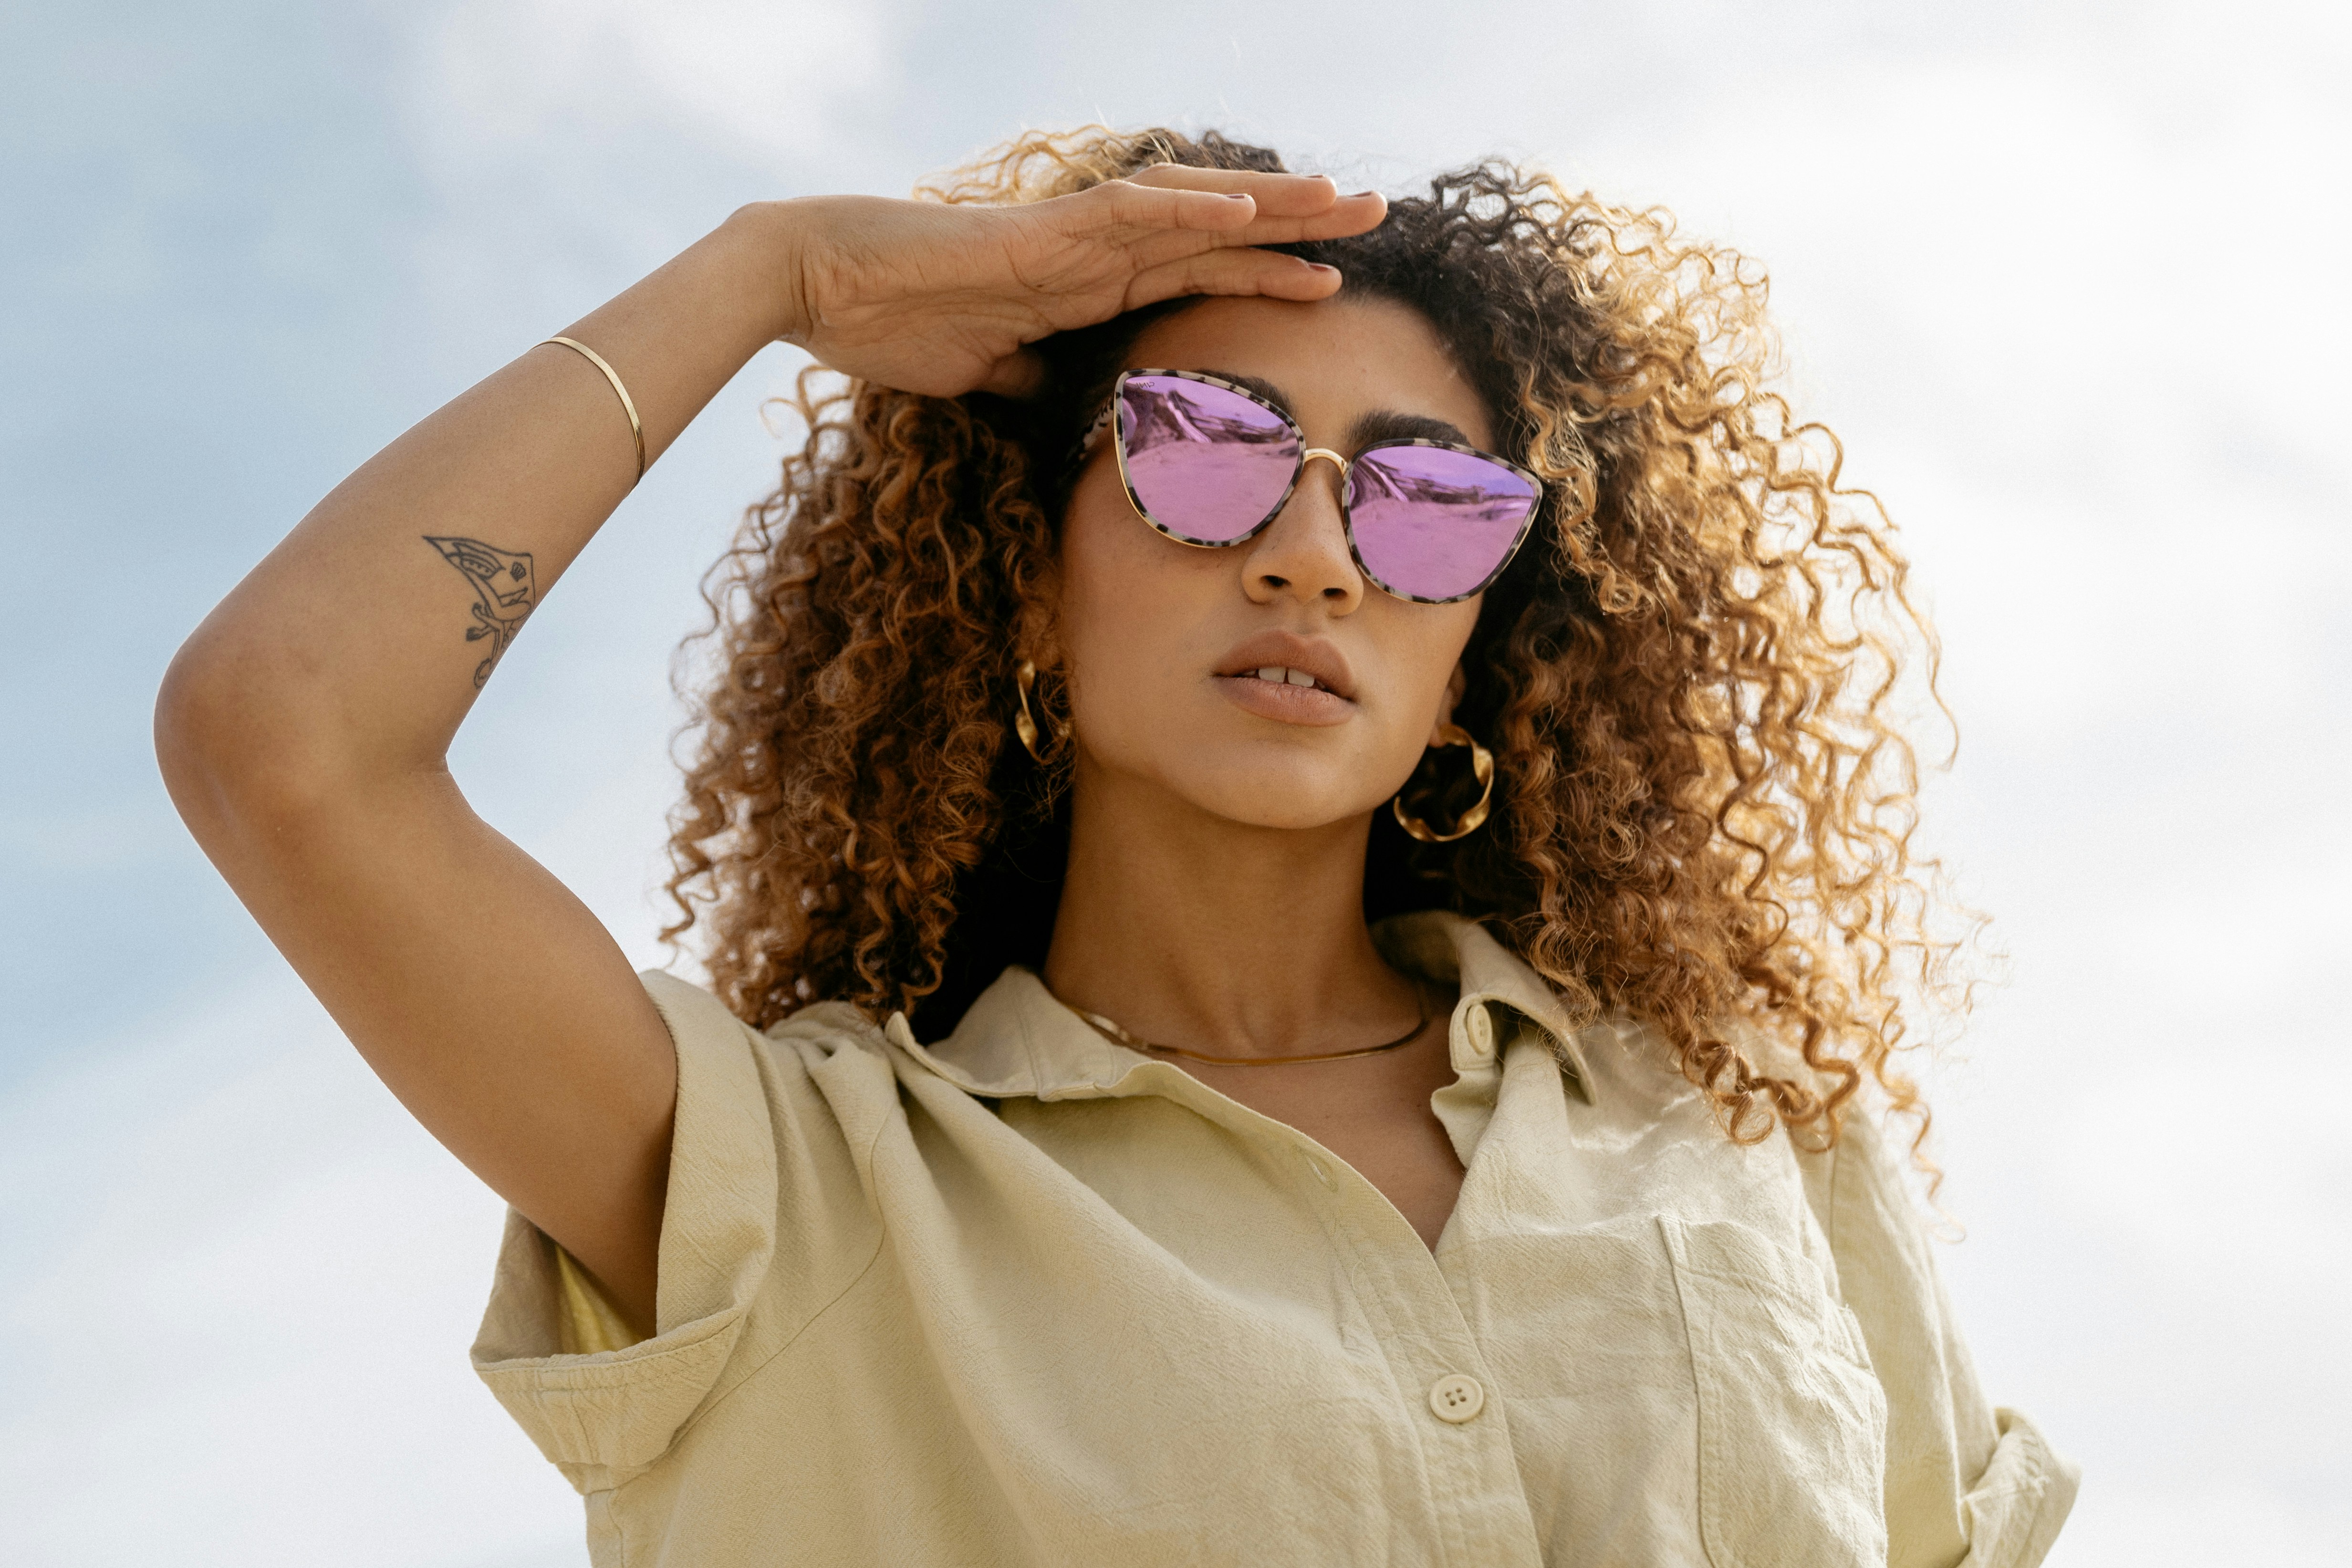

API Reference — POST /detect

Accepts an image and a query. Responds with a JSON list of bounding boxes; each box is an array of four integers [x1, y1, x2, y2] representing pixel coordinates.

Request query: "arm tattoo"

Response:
[[424, 536, 537, 689]]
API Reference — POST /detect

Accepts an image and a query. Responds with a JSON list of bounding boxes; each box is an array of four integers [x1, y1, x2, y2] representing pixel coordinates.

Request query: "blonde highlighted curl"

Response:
[[665, 126, 1977, 1158]]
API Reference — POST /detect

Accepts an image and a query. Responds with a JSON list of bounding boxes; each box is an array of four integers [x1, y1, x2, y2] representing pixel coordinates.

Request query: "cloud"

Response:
[[0, 975, 579, 1568], [9, 2, 2350, 1564], [2061, 1478, 2352, 1568], [411, 0, 904, 195]]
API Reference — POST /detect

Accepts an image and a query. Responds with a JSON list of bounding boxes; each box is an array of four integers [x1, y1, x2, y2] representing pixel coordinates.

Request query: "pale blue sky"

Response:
[[3, 2, 2346, 1563]]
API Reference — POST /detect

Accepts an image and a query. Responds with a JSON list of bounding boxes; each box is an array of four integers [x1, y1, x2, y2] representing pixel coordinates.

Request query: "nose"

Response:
[[1241, 452, 1364, 613]]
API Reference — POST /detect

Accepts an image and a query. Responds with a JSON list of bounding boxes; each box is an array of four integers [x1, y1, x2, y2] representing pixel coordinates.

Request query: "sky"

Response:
[[1, 0, 2346, 1563]]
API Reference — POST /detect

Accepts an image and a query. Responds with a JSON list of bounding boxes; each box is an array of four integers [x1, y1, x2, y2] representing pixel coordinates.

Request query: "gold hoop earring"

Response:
[[1392, 723, 1494, 843], [1014, 660, 1049, 763]]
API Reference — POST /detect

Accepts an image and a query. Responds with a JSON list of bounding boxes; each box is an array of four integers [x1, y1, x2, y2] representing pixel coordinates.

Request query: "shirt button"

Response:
[[1428, 1373, 1485, 1423], [1463, 1005, 1497, 1062]]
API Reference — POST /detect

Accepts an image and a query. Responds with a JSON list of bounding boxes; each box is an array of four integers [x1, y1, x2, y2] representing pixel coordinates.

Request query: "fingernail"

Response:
[[1349, 190, 1379, 199], [1307, 263, 1340, 275], [1224, 193, 1252, 201]]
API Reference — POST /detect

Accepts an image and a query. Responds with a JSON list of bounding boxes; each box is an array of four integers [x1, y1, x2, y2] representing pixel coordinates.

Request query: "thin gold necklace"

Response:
[[1051, 982, 1432, 1067]]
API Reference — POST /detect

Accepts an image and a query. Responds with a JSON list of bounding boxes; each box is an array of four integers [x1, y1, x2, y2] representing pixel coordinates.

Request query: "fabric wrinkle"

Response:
[[472, 911, 2076, 1567]]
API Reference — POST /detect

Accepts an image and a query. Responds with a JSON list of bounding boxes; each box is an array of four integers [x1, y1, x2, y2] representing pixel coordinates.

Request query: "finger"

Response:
[[1122, 169, 1385, 240], [1117, 191, 1387, 272], [1126, 165, 1346, 218], [1239, 189, 1387, 242], [1082, 178, 1265, 236], [1121, 248, 1346, 312]]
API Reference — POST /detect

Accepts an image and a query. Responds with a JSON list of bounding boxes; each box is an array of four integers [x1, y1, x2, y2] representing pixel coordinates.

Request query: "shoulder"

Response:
[[473, 980, 906, 1491], [1788, 1096, 1938, 1290], [638, 972, 894, 1075], [629, 973, 929, 1206], [1582, 1010, 1934, 1261]]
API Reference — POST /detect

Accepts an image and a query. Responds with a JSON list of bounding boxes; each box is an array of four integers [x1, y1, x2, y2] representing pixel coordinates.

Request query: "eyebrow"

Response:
[[1201, 368, 1476, 452]]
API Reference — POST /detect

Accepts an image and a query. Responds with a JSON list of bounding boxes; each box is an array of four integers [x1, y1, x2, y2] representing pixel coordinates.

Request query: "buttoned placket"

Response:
[[888, 943, 1581, 1568], [1095, 1002, 1551, 1568]]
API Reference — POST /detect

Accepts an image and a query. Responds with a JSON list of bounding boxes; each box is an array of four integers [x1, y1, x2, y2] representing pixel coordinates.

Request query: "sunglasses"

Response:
[[1078, 369, 1544, 604]]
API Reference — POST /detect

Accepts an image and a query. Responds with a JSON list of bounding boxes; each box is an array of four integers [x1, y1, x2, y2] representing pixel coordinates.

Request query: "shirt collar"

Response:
[[889, 910, 1594, 1103]]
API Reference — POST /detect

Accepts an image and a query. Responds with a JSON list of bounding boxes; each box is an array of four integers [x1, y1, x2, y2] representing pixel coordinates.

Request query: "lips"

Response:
[[1209, 632, 1358, 728], [1213, 632, 1357, 702]]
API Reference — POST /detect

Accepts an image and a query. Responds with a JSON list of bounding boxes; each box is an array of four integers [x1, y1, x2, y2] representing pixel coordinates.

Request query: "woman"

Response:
[[156, 127, 2075, 1566]]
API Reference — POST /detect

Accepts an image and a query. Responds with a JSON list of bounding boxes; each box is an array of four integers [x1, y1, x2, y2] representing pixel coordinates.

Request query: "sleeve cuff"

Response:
[[1958, 1406, 2082, 1568], [468, 970, 779, 1490]]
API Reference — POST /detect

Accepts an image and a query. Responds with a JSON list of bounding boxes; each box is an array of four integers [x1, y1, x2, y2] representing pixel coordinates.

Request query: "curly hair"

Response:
[[663, 125, 1974, 1155]]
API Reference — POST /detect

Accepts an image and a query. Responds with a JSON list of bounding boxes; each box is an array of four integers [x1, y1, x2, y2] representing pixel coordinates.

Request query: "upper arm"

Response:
[[156, 654, 678, 1336]]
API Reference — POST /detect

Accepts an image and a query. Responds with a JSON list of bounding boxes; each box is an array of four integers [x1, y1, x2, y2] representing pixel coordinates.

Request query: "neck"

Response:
[[1041, 764, 1425, 1061]]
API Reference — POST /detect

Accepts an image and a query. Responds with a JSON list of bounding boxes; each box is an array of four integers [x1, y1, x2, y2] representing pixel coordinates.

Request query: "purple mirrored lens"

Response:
[[1118, 375, 1300, 544], [1346, 446, 1539, 600]]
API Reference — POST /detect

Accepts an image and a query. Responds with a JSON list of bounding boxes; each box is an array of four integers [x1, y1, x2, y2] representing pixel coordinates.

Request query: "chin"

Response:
[[1164, 758, 1390, 834]]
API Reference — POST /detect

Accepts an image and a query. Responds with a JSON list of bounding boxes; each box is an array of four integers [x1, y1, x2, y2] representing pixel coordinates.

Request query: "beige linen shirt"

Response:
[[473, 911, 2076, 1567]]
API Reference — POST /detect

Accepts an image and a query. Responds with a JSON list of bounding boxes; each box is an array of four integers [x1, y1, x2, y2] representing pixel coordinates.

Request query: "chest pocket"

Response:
[[1661, 1215, 1889, 1568]]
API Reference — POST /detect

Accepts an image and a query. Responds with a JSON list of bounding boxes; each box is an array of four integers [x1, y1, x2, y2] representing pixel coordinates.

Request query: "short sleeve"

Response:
[[470, 970, 780, 1493], [1802, 1111, 2080, 1568]]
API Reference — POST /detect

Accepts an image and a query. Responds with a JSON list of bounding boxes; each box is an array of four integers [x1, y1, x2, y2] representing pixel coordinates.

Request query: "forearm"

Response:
[[158, 202, 810, 817]]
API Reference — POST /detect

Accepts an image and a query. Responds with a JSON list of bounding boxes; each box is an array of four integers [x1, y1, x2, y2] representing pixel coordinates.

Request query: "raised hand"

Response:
[[774, 166, 1388, 398], [155, 164, 1386, 1337]]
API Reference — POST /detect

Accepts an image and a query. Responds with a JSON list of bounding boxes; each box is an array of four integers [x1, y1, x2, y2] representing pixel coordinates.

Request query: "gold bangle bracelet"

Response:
[[539, 334, 647, 483]]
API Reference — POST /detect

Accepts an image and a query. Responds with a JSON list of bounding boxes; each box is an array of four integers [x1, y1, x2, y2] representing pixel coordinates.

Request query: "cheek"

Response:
[[1388, 601, 1482, 736], [1055, 467, 1207, 693], [1055, 472, 1135, 665], [1055, 468, 1125, 624]]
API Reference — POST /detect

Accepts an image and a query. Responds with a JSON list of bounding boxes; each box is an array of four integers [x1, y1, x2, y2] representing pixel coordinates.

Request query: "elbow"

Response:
[[154, 628, 357, 847], [155, 631, 261, 844]]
